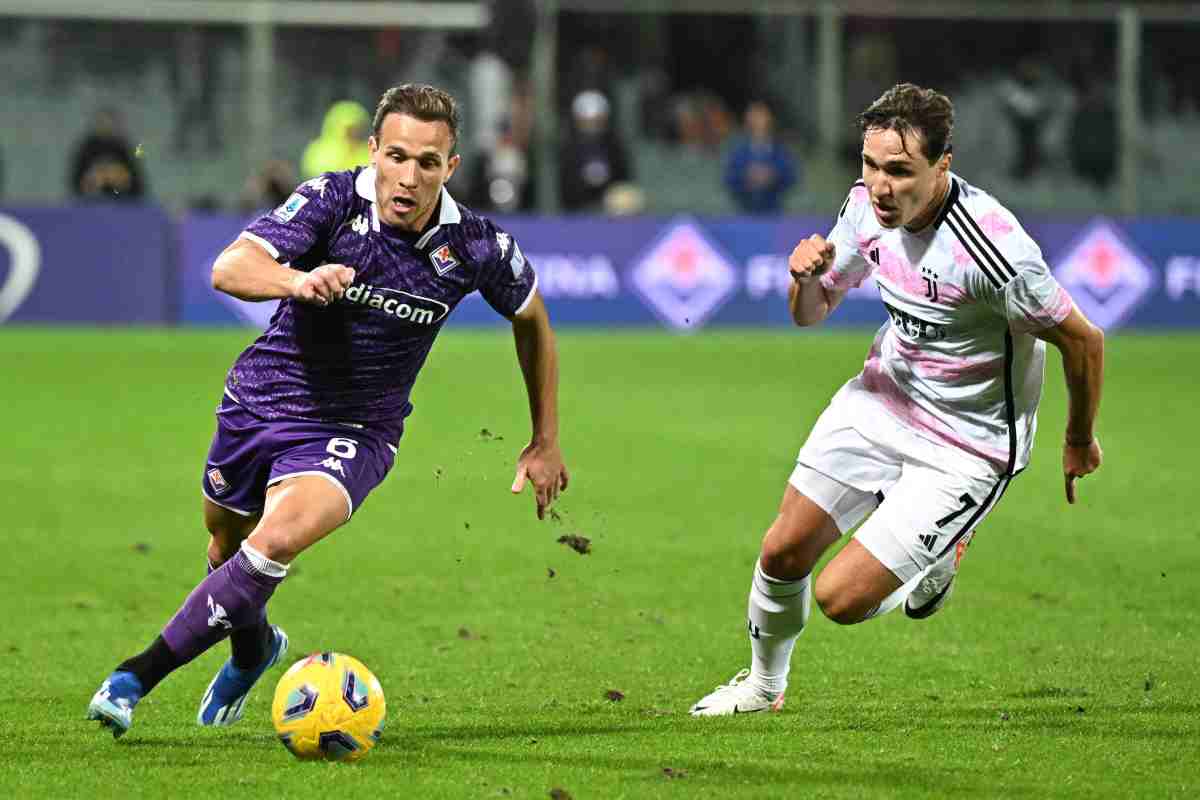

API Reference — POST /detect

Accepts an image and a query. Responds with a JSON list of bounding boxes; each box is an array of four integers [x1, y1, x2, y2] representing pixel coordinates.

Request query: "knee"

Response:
[[248, 508, 320, 563], [759, 534, 797, 578], [206, 525, 243, 566]]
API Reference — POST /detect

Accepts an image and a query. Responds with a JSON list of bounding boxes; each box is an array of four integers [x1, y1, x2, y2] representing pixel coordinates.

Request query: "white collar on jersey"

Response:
[[355, 166, 461, 247]]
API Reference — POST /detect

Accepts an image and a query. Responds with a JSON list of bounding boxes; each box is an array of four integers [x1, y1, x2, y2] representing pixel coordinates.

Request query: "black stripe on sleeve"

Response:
[[957, 204, 1018, 279], [948, 204, 1012, 287], [945, 212, 1004, 289]]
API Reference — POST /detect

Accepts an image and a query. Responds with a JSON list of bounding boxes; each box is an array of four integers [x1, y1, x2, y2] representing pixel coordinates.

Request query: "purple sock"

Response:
[[162, 548, 284, 665], [208, 556, 272, 669]]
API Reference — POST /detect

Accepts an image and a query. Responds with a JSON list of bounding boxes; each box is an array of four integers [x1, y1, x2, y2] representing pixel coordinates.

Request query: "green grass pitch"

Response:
[[1, 326, 1197, 798]]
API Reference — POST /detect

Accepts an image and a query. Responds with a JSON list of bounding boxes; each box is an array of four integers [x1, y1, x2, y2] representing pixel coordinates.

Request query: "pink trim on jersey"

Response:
[[1048, 285, 1074, 323], [979, 211, 1015, 239], [872, 243, 970, 306], [860, 349, 1009, 467], [951, 239, 975, 268], [1013, 285, 1075, 334], [891, 337, 1004, 383], [820, 265, 867, 292]]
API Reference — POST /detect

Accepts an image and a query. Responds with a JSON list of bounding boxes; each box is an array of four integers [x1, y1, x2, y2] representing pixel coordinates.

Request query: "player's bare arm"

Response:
[[212, 237, 355, 306], [787, 234, 846, 326], [508, 291, 569, 520], [1034, 306, 1105, 504]]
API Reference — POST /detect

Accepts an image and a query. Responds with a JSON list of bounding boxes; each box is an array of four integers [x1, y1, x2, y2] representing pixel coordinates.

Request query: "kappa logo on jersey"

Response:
[[341, 282, 450, 325], [318, 457, 346, 477], [1053, 220, 1155, 330], [301, 176, 331, 198], [630, 220, 739, 329], [206, 468, 230, 495], [430, 244, 460, 276], [351, 214, 370, 235], [273, 192, 309, 222], [497, 231, 527, 276]]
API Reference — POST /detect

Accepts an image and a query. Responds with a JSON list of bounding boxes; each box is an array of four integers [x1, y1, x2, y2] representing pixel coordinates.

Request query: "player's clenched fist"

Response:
[[291, 264, 356, 306], [789, 235, 835, 283]]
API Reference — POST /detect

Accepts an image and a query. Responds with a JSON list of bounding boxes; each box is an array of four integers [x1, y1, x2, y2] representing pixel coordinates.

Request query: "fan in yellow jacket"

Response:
[[300, 101, 372, 178]]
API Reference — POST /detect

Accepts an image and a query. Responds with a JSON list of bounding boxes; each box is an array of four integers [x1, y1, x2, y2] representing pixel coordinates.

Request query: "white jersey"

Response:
[[820, 172, 1074, 475]]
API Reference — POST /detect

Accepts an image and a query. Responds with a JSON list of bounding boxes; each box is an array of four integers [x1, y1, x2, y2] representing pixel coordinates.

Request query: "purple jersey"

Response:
[[229, 167, 537, 443]]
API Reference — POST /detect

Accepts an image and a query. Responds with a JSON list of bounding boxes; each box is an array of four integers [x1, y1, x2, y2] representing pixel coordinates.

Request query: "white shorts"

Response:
[[790, 397, 1015, 583]]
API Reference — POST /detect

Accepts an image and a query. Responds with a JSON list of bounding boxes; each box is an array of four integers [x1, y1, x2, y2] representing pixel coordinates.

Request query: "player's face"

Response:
[[861, 127, 949, 229], [369, 112, 460, 231]]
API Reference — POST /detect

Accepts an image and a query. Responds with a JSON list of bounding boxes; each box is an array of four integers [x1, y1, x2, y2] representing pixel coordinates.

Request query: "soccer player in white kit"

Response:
[[690, 83, 1105, 716]]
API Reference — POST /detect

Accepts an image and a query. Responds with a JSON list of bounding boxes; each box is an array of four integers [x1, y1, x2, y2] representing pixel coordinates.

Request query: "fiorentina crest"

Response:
[[630, 219, 738, 330], [429, 244, 459, 276], [1053, 219, 1155, 330]]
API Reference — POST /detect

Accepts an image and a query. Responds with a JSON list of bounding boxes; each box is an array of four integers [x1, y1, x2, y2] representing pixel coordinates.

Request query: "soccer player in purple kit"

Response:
[[87, 84, 569, 737]]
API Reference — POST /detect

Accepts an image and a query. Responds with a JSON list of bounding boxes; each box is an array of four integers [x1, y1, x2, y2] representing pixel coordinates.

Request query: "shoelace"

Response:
[[710, 668, 752, 693]]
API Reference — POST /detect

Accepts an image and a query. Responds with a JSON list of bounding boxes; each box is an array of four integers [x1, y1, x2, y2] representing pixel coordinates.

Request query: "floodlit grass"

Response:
[[2, 327, 1196, 798]]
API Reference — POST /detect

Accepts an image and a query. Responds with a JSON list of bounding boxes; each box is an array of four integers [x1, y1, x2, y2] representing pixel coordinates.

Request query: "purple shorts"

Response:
[[201, 393, 396, 521]]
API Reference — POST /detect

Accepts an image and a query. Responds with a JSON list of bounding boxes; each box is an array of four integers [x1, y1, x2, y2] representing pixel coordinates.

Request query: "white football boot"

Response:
[[905, 536, 971, 619], [688, 669, 785, 717]]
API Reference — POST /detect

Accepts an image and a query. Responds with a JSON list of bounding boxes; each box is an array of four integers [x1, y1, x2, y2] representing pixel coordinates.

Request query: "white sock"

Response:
[[861, 568, 927, 620], [747, 561, 810, 695], [240, 540, 289, 578]]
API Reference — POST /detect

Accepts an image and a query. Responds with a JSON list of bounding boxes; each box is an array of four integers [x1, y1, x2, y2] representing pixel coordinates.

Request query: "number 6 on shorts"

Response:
[[326, 438, 358, 459]]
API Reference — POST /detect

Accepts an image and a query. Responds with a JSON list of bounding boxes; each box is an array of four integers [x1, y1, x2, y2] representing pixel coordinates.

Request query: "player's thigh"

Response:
[[246, 475, 351, 564]]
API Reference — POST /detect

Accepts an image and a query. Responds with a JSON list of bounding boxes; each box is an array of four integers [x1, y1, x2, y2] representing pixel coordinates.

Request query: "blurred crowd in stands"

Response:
[[2, 4, 1200, 215]]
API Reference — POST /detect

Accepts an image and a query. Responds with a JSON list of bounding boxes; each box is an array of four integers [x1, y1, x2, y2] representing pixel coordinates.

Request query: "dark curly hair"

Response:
[[858, 83, 954, 164]]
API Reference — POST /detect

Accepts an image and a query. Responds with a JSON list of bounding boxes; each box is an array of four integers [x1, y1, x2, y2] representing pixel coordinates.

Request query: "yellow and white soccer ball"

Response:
[[271, 652, 386, 762]]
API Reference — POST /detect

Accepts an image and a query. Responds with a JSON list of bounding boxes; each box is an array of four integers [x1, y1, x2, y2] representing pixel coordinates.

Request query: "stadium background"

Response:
[[2, 2, 1198, 798]]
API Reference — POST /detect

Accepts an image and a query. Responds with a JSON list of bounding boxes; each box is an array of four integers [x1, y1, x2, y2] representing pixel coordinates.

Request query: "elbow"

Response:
[[791, 307, 827, 328], [211, 258, 231, 294]]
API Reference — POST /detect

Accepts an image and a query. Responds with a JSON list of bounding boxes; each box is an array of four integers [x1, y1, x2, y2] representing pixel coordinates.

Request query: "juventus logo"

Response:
[[921, 266, 940, 302]]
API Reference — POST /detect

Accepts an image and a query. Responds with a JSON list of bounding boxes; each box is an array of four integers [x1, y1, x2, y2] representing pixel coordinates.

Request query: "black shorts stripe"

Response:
[[956, 203, 1018, 279], [945, 211, 1004, 289], [936, 474, 1009, 560], [1003, 330, 1018, 476], [934, 330, 1020, 561]]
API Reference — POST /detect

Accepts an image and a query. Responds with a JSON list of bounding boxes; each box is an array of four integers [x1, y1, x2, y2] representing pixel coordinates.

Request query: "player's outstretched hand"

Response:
[[1063, 437, 1102, 504], [291, 264, 356, 306], [789, 234, 836, 283], [511, 441, 569, 520]]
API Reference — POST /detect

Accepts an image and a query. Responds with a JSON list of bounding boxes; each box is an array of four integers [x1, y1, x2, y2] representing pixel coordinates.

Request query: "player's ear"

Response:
[[938, 150, 952, 175], [367, 136, 379, 158], [445, 153, 461, 182]]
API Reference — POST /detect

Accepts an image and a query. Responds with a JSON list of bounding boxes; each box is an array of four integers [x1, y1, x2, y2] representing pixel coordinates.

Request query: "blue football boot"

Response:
[[197, 625, 288, 726], [87, 671, 143, 738]]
